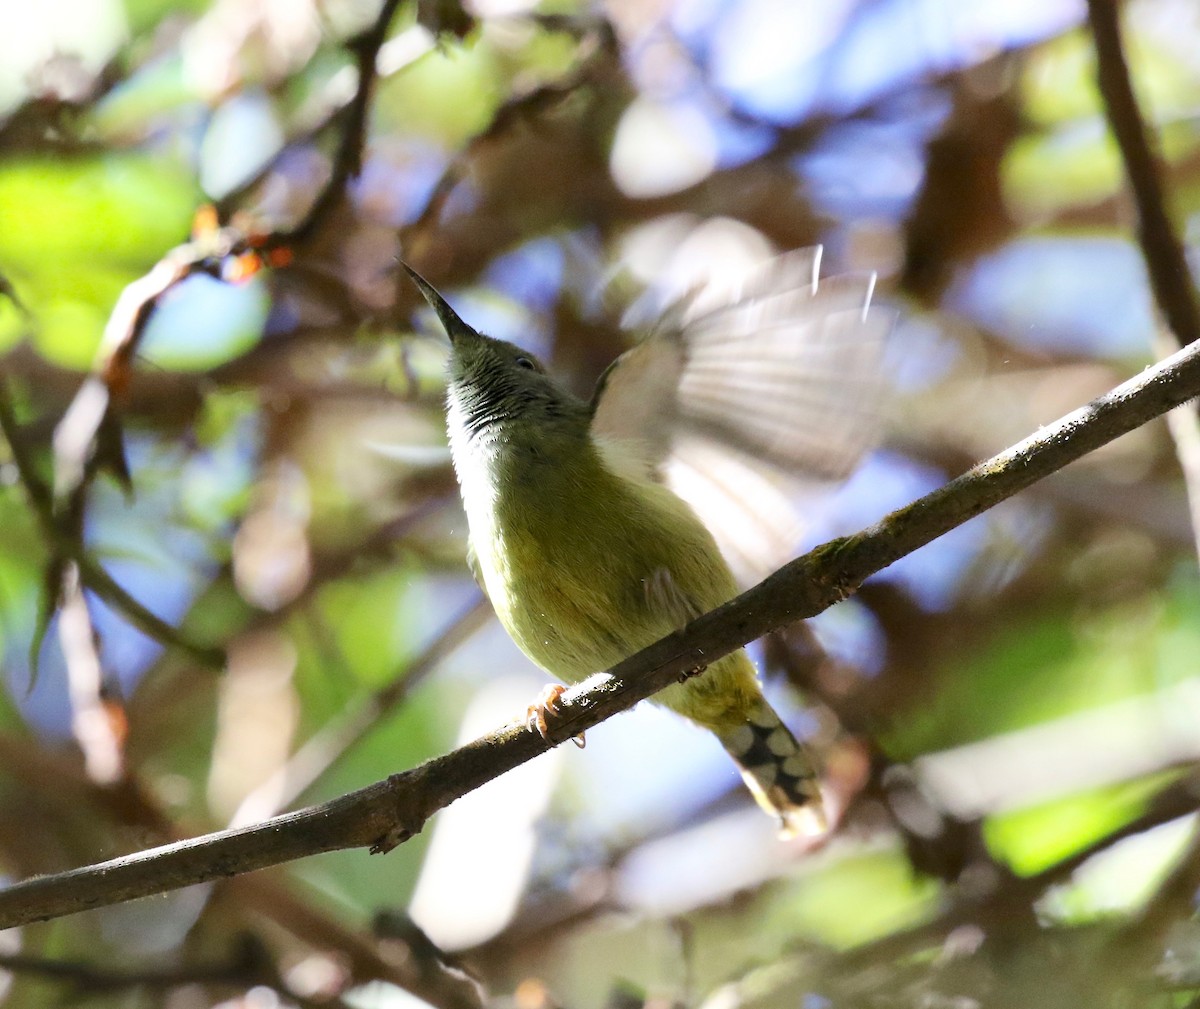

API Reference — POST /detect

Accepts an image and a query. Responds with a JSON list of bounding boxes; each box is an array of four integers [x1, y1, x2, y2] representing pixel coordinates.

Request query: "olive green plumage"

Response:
[[404, 252, 888, 835]]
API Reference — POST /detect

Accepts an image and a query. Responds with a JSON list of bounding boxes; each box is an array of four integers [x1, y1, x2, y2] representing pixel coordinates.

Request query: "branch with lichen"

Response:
[[1, 331, 1199, 929]]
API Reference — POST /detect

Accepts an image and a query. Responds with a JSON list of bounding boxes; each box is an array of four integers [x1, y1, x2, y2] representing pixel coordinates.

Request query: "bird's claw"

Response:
[[678, 664, 707, 684], [526, 683, 585, 748]]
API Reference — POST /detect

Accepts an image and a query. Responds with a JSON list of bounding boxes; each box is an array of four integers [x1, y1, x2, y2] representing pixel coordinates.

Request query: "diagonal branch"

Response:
[[0, 383, 225, 668], [49, 0, 411, 523], [229, 593, 491, 825], [2, 333, 1200, 928], [399, 17, 616, 254], [1087, 0, 1200, 347], [274, 0, 406, 246], [1088, 0, 1200, 563]]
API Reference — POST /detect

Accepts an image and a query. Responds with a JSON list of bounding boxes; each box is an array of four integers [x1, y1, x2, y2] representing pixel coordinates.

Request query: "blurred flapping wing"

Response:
[[590, 248, 891, 584]]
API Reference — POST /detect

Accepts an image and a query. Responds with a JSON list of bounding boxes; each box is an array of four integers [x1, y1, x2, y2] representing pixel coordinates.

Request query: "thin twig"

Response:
[[1089, 0, 1200, 568], [0, 945, 355, 1009], [0, 950, 256, 990], [0, 729, 486, 1009], [276, 0, 406, 246], [0, 333, 1198, 927], [400, 19, 617, 254], [57, 561, 124, 783], [230, 592, 490, 825], [1087, 0, 1200, 347], [218, 21, 433, 223], [235, 873, 487, 1009], [0, 384, 225, 668], [29, 0, 411, 686]]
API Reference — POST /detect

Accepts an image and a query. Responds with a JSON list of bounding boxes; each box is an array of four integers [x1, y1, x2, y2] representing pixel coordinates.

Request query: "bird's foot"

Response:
[[526, 684, 586, 748], [678, 664, 707, 684]]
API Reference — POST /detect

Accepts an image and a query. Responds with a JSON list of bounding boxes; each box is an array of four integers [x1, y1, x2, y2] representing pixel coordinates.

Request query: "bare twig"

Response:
[[0, 948, 258, 991], [0, 730, 486, 1009], [0, 942, 355, 1009], [372, 909, 486, 1009], [1089, 0, 1200, 567], [400, 19, 618, 253], [236, 874, 487, 1009], [52, 252, 205, 504], [218, 20, 434, 224], [53, 0, 408, 486], [0, 332, 1198, 927], [1087, 0, 1200, 347], [27, 0, 413, 691], [230, 592, 490, 825], [275, 0, 406, 246], [0, 384, 225, 668], [57, 562, 124, 783]]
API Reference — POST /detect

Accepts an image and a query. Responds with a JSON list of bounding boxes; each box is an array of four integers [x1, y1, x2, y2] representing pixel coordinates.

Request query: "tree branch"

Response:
[[0, 942, 357, 1009], [2, 334, 1200, 928], [275, 0, 405, 246], [1087, 0, 1200, 346], [1088, 0, 1200, 567], [0, 383, 225, 669], [44, 0, 410, 572], [230, 593, 491, 825]]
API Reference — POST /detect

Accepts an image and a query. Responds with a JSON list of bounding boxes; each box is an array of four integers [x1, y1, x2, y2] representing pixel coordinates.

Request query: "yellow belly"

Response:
[[466, 447, 762, 731]]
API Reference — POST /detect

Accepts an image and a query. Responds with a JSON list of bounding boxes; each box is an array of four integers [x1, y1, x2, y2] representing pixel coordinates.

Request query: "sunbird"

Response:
[[404, 249, 888, 835]]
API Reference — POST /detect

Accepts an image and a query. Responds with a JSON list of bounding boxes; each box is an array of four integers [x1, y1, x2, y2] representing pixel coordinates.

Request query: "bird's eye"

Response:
[[515, 356, 537, 371]]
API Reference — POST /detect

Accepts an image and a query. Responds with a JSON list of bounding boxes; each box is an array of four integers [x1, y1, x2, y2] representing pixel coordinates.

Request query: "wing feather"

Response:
[[590, 247, 891, 583]]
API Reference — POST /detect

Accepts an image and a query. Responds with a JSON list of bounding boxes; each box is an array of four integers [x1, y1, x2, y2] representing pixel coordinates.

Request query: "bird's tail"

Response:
[[714, 697, 826, 838]]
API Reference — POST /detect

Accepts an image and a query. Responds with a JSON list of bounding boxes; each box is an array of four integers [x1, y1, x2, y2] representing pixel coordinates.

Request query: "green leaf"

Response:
[[984, 772, 1176, 877], [883, 585, 1200, 761], [0, 154, 198, 367]]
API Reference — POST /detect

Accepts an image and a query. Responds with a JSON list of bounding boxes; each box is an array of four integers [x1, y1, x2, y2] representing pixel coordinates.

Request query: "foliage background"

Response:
[[2, 0, 1200, 1006]]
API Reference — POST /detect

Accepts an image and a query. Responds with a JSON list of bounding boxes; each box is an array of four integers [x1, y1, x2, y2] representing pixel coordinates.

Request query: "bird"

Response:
[[403, 248, 889, 836]]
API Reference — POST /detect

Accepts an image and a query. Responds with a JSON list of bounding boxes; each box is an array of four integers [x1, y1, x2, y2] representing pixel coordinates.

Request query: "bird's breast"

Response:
[[452, 431, 741, 683]]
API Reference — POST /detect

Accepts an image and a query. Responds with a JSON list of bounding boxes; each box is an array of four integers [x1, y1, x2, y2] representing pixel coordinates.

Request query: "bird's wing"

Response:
[[590, 248, 891, 584], [465, 539, 488, 599]]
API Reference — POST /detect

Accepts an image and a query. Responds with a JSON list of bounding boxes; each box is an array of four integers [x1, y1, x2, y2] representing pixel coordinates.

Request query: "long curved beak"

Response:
[[401, 262, 478, 345]]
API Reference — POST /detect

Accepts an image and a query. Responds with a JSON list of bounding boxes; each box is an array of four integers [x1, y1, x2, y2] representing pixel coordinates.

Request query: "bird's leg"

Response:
[[526, 683, 565, 737], [526, 684, 586, 748]]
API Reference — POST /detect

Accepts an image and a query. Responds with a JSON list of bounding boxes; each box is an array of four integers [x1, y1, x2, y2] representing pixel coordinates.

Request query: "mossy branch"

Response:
[[1, 334, 1199, 928]]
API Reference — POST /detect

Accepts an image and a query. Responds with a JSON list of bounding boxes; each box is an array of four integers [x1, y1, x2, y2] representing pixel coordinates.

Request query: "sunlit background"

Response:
[[1, 0, 1200, 1006]]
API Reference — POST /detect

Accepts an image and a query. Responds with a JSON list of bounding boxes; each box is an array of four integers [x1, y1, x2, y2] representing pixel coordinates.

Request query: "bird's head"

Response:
[[402, 263, 582, 440]]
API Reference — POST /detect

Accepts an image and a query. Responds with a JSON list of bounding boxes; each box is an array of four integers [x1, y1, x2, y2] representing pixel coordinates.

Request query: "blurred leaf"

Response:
[[139, 273, 269, 371], [1013, 26, 1200, 216], [121, 0, 208, 34], [377, 38, 501, 144], [297, 565, 422, 697], [1038, 814, 1196, 925], [769, 846, 940, 949], [0, 491, 49, 723], [885, 583, 1200, 760], [287, 677, 450, 918], [199, 91, 286, 198], [984, 771, 1178, 877], [1021, 31, 1104, 127], [1003, 123, 1123, 216], [88, 54, 196, 137], [0, 155, 198, 367]]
